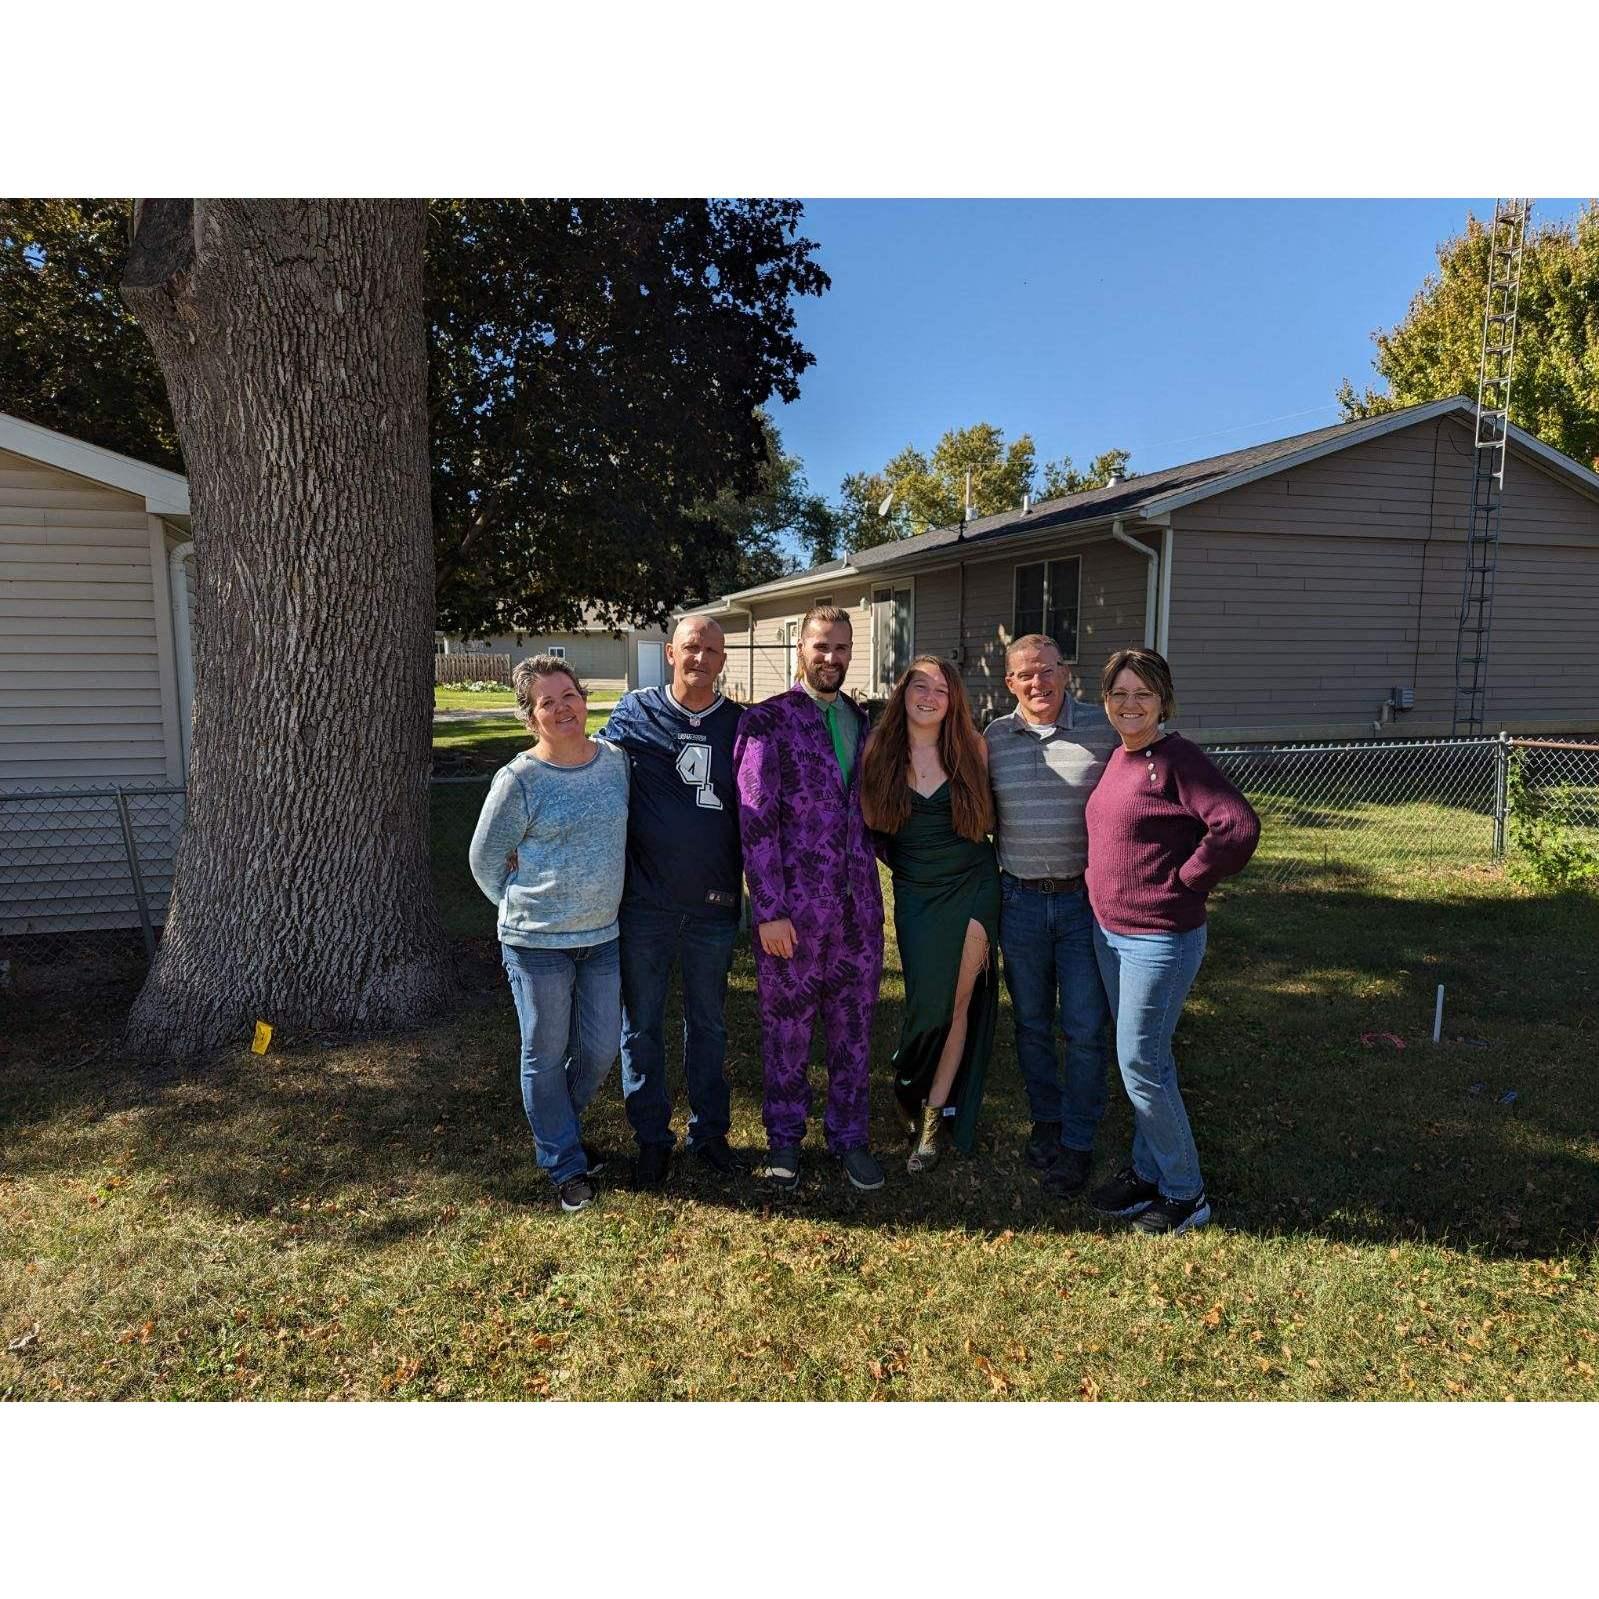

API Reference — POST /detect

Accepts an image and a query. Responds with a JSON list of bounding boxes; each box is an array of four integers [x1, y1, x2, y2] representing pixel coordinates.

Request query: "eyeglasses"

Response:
[[1107, 691, 1160, 707]]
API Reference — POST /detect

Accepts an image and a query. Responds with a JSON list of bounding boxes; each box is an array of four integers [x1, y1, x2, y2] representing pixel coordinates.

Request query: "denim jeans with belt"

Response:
[[619, 901, 738, 1150], [997, 874, 1111, 1153], [502, 938, 622, 1186], [1091, 921, 1208, 1202]]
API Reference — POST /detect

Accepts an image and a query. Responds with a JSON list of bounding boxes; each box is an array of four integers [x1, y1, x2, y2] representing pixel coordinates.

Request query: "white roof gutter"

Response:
[[0, 410, 190, 515], [721, 563, 863, 605]]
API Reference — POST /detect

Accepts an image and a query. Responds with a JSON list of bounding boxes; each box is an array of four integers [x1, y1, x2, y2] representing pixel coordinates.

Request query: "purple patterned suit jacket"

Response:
[[734, 687, 884, 933]]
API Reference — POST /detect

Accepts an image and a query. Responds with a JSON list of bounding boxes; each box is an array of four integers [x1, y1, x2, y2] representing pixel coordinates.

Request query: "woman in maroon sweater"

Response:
[[1083, 648, 1259, 1234]]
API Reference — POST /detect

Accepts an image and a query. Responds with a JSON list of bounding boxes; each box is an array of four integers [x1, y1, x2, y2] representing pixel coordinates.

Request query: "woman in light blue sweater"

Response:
[[469, 655, 629, 1213]]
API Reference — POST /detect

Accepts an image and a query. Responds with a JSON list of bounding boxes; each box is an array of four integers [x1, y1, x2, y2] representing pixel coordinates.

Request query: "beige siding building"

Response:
[[437, 609, 669, 698], [0, 414, 194, 934], [683, 398, 1599, 741]]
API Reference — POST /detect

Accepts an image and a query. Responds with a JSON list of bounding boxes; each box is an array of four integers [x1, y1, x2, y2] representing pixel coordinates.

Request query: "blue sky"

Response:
[[776, 199, 1587, 506]]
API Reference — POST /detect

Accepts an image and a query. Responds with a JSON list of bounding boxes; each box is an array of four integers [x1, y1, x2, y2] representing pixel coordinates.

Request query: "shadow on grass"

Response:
[[4, 876, 1597, 1263]]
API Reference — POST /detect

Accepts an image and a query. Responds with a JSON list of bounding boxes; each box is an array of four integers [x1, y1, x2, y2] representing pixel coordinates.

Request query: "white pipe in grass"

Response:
[[1433, 984, 1445, 1044]]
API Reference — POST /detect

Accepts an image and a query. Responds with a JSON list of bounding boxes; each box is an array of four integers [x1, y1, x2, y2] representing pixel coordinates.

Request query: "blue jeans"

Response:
[[998, 877, 1111, 1152], [619, 902, 737, 1149], [1092, 922, 1208, 1202], [502, 938, 622, 1186]]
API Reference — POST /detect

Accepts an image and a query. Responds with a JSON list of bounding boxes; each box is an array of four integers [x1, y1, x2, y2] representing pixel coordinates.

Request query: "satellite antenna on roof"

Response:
[[878, 488, 895, 518], [964, 469, 975, 523]]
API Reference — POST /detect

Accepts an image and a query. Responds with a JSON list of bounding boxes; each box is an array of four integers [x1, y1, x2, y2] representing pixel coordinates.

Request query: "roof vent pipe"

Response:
[[1106, 468, 1126, 486], [1021, 493, 1032, 514]]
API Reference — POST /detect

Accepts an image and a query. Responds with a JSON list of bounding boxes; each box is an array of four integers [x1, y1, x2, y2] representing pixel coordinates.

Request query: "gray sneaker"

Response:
[[838, 1147, 885, 1192]]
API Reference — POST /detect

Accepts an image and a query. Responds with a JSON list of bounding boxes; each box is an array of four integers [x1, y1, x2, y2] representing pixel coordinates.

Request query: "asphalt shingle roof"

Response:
[[850, 399, 1467, 571]]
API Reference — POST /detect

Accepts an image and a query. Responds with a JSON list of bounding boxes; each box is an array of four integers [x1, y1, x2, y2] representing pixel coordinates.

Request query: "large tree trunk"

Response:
[[121, 199, 454, 1059]]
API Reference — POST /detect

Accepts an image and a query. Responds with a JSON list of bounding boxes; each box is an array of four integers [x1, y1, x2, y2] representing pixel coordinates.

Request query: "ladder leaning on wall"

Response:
[[1451, 197, 1532, 736]]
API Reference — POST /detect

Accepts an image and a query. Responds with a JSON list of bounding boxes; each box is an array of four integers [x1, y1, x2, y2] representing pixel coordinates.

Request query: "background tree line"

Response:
[[1, 200, 1133, 609]]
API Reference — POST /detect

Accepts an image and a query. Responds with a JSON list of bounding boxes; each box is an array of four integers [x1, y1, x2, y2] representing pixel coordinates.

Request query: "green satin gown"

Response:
[[879, 783, 1001, 1153]]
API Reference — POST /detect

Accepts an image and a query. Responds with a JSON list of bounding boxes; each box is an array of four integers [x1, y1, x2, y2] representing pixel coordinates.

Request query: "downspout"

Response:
[[1156, 526, 1174, 658], [168, 541, 195, 768], [1108, 518, 1158, 648]]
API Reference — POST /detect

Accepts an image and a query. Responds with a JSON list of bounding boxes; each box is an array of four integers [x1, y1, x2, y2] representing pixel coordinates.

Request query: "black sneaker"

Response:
[[634, 1143, 672, 1191], [1042, 1146, 1093, 1198], [689, 1134, 746, 1178], [837, 1148, 886, 1192], [557, 1174, 595, 1213], [1132, 1192, 1212, 1235], [756, 1147, 802, 1193], [1024, 1120, 1063, 1171], [1089, 1166, 1160, 1218], [582, 1144, 608, 1178]]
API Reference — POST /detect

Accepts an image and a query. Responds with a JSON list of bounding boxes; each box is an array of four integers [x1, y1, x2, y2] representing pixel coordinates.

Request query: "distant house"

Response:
[[436, 607, 669, 698], [0, 413, 194, 935], [681, 397, 1599, 740]]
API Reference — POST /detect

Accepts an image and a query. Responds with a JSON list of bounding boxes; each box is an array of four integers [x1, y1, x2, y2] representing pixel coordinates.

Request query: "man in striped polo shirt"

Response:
[[984, 633, 1119, 1196]]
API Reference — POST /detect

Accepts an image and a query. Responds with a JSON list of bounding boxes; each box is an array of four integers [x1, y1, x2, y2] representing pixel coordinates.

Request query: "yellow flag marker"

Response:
[[250, 1020, 273, 1055]]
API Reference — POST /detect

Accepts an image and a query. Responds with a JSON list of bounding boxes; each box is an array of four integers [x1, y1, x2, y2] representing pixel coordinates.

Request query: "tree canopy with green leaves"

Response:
[[1338, 201, 1599, 470], [0, 197, 830, 632], [835, 422, 1132, 552], [0, 200, 182, 471], [695, 412, 839, 596]]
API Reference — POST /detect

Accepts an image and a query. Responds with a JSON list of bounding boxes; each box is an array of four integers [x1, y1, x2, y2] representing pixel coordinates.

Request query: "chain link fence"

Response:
[[1204, 735, 1504, 885], [0, 785, 187, 1005], [1498, 737, 1599, 884], [5, 737, 1597, 1002]]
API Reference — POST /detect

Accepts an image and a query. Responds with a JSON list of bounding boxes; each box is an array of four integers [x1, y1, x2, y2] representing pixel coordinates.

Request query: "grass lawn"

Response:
[[435, 686, 520, 712], [432, 712, 610, 775], [435, 688, 625, 713], [4, 842, 1598, 1400]]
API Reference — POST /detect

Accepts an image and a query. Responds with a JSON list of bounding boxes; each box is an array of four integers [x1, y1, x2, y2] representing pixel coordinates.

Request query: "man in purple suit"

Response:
[[734, 605, 886, 1192]]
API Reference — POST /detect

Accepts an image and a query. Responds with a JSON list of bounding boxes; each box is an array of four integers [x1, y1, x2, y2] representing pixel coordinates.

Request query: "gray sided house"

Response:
[[683, 398, 1599, 740]]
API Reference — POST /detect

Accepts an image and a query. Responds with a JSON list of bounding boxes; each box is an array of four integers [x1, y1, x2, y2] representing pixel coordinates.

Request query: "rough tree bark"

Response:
[[121, 199, 454, 1058]]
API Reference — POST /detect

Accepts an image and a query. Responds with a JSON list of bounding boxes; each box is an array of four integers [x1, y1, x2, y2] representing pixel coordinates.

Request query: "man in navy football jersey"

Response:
[[597, 615, 746, 1188]]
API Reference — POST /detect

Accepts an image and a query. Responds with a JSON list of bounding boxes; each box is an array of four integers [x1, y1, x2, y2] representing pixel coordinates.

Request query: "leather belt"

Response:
[[1004, 872, 1085, 894]]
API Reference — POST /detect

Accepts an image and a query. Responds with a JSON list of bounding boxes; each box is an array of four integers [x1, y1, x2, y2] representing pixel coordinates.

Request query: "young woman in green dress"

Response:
[[860, 656, 1001, 1173]]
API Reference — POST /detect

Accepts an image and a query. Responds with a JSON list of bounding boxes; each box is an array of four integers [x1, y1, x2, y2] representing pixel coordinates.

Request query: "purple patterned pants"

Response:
[[754, 907, 884, 1152]]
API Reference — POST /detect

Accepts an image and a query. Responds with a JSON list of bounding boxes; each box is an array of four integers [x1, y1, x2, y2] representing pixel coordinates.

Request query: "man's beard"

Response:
[[803, 659, 845, 692]]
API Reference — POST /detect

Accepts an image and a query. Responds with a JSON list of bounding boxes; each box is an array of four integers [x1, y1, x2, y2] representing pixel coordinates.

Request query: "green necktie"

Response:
[[823, 699, 854, 786]]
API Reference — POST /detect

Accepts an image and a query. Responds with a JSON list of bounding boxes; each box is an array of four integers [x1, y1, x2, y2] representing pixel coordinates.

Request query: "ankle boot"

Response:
[[907, 1103, 945, 1174]]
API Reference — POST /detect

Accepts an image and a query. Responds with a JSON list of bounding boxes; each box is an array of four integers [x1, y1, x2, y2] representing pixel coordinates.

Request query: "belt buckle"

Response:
[[1038, 877, 1057, 893]]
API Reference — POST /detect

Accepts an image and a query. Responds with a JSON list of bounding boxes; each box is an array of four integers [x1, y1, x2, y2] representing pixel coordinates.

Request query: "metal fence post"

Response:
[[114, 786, 158, 964], [1492, 731, 1511, 859]]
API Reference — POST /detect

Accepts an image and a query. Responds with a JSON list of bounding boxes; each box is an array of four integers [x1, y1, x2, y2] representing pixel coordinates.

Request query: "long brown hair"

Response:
[[861, 655, 993, 841]]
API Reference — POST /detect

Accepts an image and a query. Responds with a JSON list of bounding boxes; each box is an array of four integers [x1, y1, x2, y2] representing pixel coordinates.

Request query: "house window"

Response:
[[872, 584, 913, 694], [1013, 557, 1081, 662], [546, 645, 566, 659]]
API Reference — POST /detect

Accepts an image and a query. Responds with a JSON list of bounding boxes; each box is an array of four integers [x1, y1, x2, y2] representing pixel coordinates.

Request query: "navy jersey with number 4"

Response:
[[596, 687, 744, 921]]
